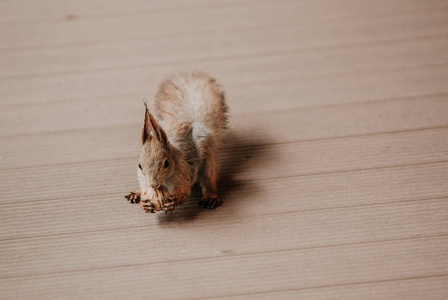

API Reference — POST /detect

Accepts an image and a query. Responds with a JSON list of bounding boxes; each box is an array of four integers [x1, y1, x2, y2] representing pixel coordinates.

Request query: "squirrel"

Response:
[[125, 72, 228, 213]]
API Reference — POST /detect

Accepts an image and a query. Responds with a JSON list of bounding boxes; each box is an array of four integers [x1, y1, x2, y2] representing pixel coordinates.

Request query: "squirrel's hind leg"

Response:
[[197, 150, 222, 209], [125, 188, 141, 204]]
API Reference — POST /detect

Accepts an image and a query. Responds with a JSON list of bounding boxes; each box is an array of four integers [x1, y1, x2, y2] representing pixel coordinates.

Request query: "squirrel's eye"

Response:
[[164, 160, 169, 169], [138, 163, 142, 170]]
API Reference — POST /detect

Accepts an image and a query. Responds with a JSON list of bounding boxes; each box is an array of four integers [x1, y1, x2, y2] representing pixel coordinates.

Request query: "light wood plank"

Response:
[[1, 1, 446, 50], [1, 88, 447, 140], [1, 198, 448, 278], [0, 0, 443, 22], [1, 95, 447, 169], [1, 162, 447, 239], [0, 127, 447, 204], [1, 19, 448, 79], [1, 9, 448, 105], [1, 60, 448, 112], [1, 236, 447, 299], [221, 276, 448, 300]]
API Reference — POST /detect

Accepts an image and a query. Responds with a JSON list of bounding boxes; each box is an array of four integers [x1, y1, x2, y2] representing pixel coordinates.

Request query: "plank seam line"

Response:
[[1, 124, 447, 171], [1, 5, 447, 52], [1, 92, 447, 142], [1, 33, 448, 81], [2, 81, 447, 111], [197, 274, 448, 300], [0, 195, 446, 242], [2, 92, 448, 138], [1, 234, 447, 281], [245, 159, 448, 184]]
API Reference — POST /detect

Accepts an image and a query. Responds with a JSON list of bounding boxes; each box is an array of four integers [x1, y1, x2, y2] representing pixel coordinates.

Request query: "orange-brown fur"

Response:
[[126, 72, 228, 213]]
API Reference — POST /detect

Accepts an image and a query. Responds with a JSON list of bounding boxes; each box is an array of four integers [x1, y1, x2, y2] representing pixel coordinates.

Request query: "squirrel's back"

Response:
[[154, 72, 228, 136]]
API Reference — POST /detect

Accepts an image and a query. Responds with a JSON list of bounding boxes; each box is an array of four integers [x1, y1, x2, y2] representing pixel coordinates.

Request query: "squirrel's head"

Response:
[[138, 104, 175, 190]]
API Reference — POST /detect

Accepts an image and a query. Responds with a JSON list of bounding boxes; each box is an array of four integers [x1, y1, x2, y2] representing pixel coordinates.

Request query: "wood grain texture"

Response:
[[221, 276, 448, 300], [1, 1, 446, 50], [2, 9, 448, 106], [1, 237, 447, 299], [2, 18, 448, 79], [0, 0, 444, 22], [1, 95, 447, 167], [1, 0, 447, 299], [1, 127, 447, 204]]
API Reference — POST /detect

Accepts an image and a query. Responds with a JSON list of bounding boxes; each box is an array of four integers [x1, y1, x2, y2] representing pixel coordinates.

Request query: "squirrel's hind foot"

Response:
[[198, 198, 222, 209]]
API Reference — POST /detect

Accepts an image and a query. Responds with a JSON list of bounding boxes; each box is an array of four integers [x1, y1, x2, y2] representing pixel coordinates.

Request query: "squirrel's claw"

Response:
[[198, 198, 222, 209], [140, 200, 156, 213], [162, 197, 176, 214], [125, 192, 141, 204]]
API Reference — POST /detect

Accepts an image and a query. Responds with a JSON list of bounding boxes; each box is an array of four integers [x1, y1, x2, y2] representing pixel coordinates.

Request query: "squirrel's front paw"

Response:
[[162, 196, 176, 214], [140, 200, 156, 213], [140, 187, 172, 213], [125, 191, 141, 204]]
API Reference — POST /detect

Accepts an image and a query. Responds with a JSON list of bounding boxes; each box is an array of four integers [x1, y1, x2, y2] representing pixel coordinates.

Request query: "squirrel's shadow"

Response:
[[157, 129, 274, 223]]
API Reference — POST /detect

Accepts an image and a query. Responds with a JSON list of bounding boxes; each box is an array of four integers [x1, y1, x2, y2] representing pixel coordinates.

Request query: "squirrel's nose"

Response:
[[150, 183, 159, 189]]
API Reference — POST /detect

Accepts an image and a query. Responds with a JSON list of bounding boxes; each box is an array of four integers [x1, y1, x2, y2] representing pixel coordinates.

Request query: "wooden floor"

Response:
[[1, 0, 448, 299]]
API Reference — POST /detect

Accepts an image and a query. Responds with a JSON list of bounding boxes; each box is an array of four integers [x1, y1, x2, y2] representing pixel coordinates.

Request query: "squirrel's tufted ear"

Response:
[[149, 112, 170, 147], [147, 110, 160, 136], [142, 102, 153, 145], [141, 101, 169, 146]]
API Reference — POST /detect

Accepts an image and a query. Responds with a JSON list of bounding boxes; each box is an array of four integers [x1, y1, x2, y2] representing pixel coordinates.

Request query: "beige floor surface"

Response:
[[1, 0, 448, 299]]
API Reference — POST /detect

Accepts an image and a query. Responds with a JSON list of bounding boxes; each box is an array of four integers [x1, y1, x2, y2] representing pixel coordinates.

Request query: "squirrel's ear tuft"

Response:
[[141, 101, 169, 146], [148, 111, 159, 135], [142, 102, 152, 145], [149, 113, 170, 147]]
